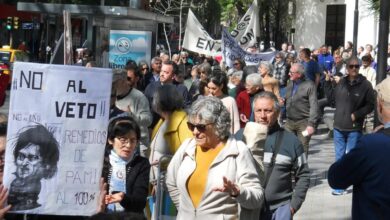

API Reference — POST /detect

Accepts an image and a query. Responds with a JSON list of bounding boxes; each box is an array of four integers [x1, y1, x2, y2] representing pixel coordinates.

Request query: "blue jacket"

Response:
[[328, 128, 390, 220]]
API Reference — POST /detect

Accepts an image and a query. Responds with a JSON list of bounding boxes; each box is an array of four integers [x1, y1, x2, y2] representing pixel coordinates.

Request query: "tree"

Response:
[[151, 0, 188, 57]]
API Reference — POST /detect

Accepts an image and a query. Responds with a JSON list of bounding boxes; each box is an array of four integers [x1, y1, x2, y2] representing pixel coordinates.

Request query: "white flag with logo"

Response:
[[230, 0, 260, 49]]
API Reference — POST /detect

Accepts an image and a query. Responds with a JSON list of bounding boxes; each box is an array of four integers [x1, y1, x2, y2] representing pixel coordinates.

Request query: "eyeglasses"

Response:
[[187, 122, 212, 132], [116, 137, 137, 145], [233, 63, 240, 66], [348, 64, 360, 69], [17, 152, 40, 162], [289, 71, 300, 74]]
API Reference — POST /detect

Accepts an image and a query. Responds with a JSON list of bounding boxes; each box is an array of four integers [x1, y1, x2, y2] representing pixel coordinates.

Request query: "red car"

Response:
[[0, 63, 9, 107]]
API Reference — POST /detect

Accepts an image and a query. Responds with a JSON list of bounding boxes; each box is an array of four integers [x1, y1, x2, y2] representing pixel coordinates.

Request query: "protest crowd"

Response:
[[1, 23, 390, 220]]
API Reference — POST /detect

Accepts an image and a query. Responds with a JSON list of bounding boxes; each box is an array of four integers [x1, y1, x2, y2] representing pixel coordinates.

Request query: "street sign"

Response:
[[22, 23, 33, 30]]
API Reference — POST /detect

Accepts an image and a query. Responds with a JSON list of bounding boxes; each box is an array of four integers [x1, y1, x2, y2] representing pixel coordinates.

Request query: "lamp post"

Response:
[[352, 0, 359, 56]]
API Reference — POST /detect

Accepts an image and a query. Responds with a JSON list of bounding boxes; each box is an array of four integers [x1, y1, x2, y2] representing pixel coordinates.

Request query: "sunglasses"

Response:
[[187, 122, 212, 132], [142, 68, 148, 71], [233, 63, 240, 66], [348, 64, 360, 69]]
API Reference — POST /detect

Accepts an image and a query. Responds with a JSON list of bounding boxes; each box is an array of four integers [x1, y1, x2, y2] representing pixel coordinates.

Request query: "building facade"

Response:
[[294, 0, 389, 50]]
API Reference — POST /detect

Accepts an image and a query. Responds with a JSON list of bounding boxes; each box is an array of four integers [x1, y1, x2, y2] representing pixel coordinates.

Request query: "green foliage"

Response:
[[365, 0, 380, 13]]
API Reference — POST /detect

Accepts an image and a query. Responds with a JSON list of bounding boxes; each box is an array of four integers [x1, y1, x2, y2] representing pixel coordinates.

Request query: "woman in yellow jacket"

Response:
[[148, 84, 193, 218], [149, 84, 192, 168]]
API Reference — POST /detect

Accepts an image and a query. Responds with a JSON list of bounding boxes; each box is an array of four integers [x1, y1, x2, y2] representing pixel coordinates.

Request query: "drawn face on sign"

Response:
[[16, 144, 43, 178]]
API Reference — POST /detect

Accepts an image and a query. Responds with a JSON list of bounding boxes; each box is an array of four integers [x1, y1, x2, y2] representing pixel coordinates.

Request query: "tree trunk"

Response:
[[163, 23, 172, 58], [264, 0, 270, 50]]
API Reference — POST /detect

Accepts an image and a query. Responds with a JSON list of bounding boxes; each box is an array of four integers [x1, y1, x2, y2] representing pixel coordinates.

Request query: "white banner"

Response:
[[230, 0, 260, 49], [222, 29, 276, 68], [182, 9, 221, 56], [3, 62, 111, 216]]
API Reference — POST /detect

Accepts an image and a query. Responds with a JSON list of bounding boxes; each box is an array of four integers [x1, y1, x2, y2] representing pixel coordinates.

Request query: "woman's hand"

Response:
[[0, 185, 11, 218], [212, 176, 240, 197], [97, 178, 107, 213], [105, 192, 125, 204]]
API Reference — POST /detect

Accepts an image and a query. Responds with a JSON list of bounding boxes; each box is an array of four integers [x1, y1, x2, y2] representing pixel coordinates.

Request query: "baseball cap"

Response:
[[375, 76, 390, 104]]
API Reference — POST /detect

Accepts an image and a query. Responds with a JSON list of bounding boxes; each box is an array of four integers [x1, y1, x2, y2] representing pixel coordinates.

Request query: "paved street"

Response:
[[295, 131, 352, 220], [0, 90, 352, 219]]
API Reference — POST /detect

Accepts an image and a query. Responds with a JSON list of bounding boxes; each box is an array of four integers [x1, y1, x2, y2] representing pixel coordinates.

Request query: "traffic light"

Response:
[[13, 17, 19, 29], [6, 17, 12, 30]]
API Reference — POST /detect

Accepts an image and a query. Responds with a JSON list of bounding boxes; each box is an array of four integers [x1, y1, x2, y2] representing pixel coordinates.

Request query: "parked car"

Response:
[[0, 45, 29, 84]]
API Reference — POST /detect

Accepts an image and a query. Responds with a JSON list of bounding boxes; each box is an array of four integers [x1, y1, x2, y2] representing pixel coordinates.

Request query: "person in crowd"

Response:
[[8, 124, 60, 211], [171, 54, 180, 65], [247, 91, 310, 220], [332, 49, 346, 76], [285, 53, 296, 76], [141, 57, 162, 91], [273, 52, 288, 88], [236, 73, 263, 128], [160, 52, 170, 63], [233, 58, 245, 71], [345, 41, 353, 51], [359, 55, 376, 86], [199, 62, 212, 82], [138, 61, 149, 78], [227, 69, 245, 98], [328, 77, 390, 219], [149, 84, 193, 183], [113, 68, 152, 157], [110, 70, 128, 119], [178, 51, 193, 79], [125, 60, 143, 90], [207, 72, 240, 134], [102, 116, 150, 214], [324, 56, 375, 195], [280, 43, 288, 57], [318, 44, 334, 73], [166, 97, 263, 219], [299, 48, 321, 87], [364, 44, 376, 58], [259, 61, 280, 99], [145, 61, 190, 128], [287, 43, 297, 57], [284, 63, 319, 156], [184, 65, 201, 103], [357, 46, 365, 59]]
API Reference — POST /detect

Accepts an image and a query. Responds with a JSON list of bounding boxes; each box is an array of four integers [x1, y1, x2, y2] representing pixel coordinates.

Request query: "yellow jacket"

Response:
[[151, 110, 193, 154]]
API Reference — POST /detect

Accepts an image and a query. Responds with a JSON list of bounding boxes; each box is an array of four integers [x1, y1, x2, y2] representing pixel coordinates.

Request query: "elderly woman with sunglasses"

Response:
[[166, 97, 264, 220]]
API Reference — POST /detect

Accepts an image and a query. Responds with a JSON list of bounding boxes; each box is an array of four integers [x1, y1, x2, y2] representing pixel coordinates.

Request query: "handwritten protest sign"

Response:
[[222, 29, 276, 68], [3, 62, 111, 216]]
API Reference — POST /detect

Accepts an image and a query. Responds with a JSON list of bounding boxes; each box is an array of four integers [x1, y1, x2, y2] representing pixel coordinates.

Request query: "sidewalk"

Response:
[[294, 132, 352, 220]]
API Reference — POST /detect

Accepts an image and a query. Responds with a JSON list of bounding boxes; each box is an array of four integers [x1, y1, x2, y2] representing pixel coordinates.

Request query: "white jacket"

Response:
[[166, 137, 264, 220]]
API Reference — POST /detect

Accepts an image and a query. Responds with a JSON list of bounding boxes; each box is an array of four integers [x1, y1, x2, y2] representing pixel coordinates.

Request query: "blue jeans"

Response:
[[262, 202, 292, 220], [333, 128, 362, 161]]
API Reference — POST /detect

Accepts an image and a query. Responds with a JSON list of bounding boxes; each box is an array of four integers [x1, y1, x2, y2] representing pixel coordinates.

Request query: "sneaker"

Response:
[[332, 189, 346, 195]]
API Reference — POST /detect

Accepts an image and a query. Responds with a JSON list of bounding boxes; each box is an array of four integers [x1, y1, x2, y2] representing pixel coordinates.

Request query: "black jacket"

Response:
[[102, 148, 150, 213], [324, 74, 375, 131]]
